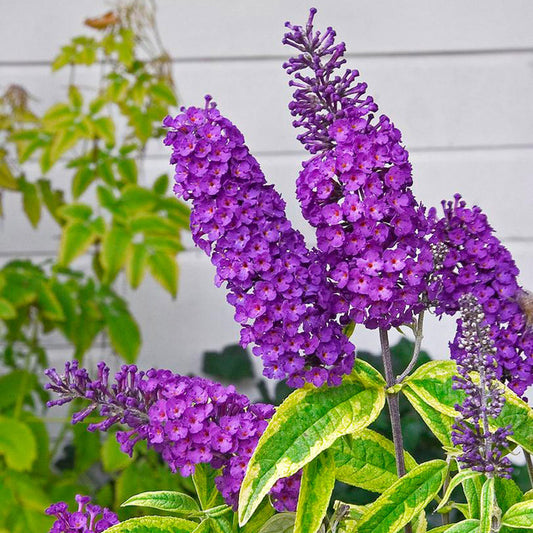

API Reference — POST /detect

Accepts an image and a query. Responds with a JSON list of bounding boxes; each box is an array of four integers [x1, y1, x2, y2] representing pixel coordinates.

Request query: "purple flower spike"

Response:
[[163, 97, 355, 388], [451, 294, 513, 478], [429, 194, 533, 396], [284, 10, 433, 330], [46, 361, 300, 511], [45, 494, 119, 533]]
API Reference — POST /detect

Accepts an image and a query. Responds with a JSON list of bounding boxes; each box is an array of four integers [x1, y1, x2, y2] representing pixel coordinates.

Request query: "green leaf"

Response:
[[502, 501, 533, 529], [93, 117, 116, 146], [0, 297, 16, 319], [42, 103, 75, 129], [258, 513, 296, 533], [333, 429, 417, 493], [105, 516, 199, 533], [122, 491, 200, 514], [37, 178, 64, 223], [72, 167, 95, 198], [58, 203, 93, 221], [203, 344, 254, 381], [127, 243, 148, 289], [120, 186, 157, 213], [356, 460, 447, 533], [68, 85, 83, 109], [192, 464, 224, 511], [149, 82, 177, 105], [152, 174, 169, 195], [240, 498, 275, 533], [0, 416, 37, 471], [20, 179, 41, 227], [443, 519, 481, 533], [49, 128, 81, 167], [58, 221, 96, 266], [294, 449, 335, 533], [464, 475, 483, 519], [117, 159, 138, 184], [0, 371, 37, 409], [238, 359, 386, 525], [101, 434, 134, 472], [37, 283, 65, 321], [479, 477, 495, 533], [404, 361, 533, 454], [148, 251, 178, 297], [0, 159, 18, 190], [436, 470, 482, 512], [102, 225, 132, 283], [102, 301, 140, 363]]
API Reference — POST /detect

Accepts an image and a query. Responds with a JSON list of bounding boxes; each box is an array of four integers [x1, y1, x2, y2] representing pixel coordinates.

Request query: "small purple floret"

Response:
[[45, 494, 119, 533]]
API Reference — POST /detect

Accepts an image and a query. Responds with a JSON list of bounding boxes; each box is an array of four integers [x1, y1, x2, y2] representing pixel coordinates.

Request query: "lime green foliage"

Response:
[[502, 501, 533, 529], [0, 2, 189, 532], [355, 460, 447, 533], [404, 361, 533, 454], [257, 513, 296, 533], [238, 359, 386, 525], [333, 429, 417, 493], [294, 450, 336, 533], [479, 477, 496, 533], [105, 516, 198, 533]]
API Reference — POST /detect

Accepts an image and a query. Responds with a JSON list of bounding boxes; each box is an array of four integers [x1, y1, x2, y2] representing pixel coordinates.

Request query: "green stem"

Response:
[[525, 449, 533, 488]]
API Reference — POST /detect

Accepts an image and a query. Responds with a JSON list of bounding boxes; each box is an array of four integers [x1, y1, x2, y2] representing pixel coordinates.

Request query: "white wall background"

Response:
[[1, 1, 532, 384]]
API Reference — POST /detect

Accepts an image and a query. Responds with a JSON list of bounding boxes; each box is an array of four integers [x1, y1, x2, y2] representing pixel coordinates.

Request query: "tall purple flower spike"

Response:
[[429, 195, 533, 397], [45, 361, 300, 511], [163, 97, 354, 388], [451, 294, 513, 477], [46, 494, 119, 533], [283, 9, 433, 331]]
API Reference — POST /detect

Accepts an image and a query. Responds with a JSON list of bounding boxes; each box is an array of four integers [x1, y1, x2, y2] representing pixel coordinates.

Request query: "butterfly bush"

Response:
[[162, 97, 354, 388], [283, 9, 434, 331], [44, 9, 533, 529], [451, 294, 513, 477], [429, 195, 533, 397], [45, 494, 119, 533], [45, 361, 300, 510]]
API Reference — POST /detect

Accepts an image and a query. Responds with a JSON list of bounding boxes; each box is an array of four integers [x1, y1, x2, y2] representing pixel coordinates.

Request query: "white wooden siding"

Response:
[[1, 1, 532, 379]]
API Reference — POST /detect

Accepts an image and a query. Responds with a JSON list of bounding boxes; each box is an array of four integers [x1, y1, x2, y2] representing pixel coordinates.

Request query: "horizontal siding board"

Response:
[[3, 52, 532, 155], [2, 149, 533, 255], [2, 1, 533, 63]]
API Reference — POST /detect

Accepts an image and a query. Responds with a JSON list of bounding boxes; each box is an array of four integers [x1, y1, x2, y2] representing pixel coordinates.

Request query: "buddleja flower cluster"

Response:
[[282, 10, 433, 331], [45, 494, 119, 533], [45, 361, 299, 510], [451, 294, 513, 477], [163, 98, 354, 387], [429, 195, 533, 396]]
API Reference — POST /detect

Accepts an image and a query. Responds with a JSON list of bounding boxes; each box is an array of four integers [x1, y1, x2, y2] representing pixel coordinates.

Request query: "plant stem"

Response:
[[397, 311, 425, 383], [380, 328, 407, 478], [525, 449, 533, 488], [380, 328, 412, 533]]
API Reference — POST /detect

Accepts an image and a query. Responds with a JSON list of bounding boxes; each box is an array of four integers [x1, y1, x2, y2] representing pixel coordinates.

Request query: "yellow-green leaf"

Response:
[[127, 243, 148, 289], [443, 519, 480, 533], [0, 297, 16, 319], [295, 449, 335, 533], [238, 359, 386, 525], [105, 516, 198, 533], [356, 460, 447, 533], [333, 429, 417, 493], [148, 251, 178, 297], [0, 416, 37, 471], [436, 470, 482, 512], [101, 225, 132, 283], [502, 501, 533, 529], [122, 491, 200, 514], [404, 361, 533, 454], [479, 478, 495, 533], [258, 513, 296, 533], [58, 221, 96, 266], [192, 464, 224, 511]]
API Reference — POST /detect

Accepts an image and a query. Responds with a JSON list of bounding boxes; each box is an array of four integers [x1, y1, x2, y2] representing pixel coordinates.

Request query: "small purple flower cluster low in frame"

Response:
[[45, 494, 119, 533], [429, 195, 533, 397], [284, 9, 433, 331], [45, 361, 300, 511], [163, 97, 354, 388], [451, 294, 513, 477]]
